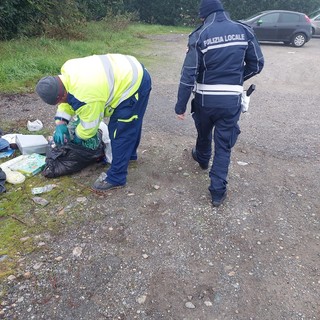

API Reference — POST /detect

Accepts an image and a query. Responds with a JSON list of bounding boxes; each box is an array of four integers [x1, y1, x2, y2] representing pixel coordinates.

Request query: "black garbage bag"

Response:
[[42, 142, 105, 178], [0, 167, 6, 193]]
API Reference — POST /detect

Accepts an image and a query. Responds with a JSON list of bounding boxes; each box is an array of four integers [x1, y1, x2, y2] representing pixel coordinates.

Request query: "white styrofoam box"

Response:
[[16, 134, 48, 155]]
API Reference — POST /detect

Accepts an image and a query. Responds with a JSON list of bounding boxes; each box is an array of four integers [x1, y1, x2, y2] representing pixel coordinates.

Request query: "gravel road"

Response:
[[0, 34, 319, 320]]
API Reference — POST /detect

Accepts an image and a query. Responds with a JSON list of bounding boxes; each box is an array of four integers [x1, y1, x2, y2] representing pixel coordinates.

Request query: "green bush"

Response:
[[0, 0, 85, 40], [1, 0, 319, 40]]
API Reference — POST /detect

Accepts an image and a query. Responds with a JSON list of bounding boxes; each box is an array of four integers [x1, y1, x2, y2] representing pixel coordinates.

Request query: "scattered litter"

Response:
[[0, 255, 8, 262], [99, 121, 112, 164], [32, 197, 49, 206], [42, 140, 104, 178], [31, 184, 57, 195], [33, 262, 43, 270], [185, 302, 196, 309], [136, 295, 147, 304], [7, 275, 16, 281], [16, 134, 48, 155], [76, 197, 87, 202], [73, 247, 83, 257], [1, 133, 18, 146], [0, 155, 23, 170], [237, 161, 249, 166], [4, 153, 46, 177], [1, 168, 26, 184], [0, 149, 15, 159], [27, 119, 43, 132], [20, 236, 30, 242]]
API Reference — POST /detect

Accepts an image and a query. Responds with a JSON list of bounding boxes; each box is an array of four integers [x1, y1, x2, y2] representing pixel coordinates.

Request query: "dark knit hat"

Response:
[[199, 0, 224, 19], [35, 76, 65, 105]]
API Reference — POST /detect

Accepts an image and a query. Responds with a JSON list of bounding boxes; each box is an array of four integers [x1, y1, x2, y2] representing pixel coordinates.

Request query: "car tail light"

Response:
[[304, 15, 312, 24]]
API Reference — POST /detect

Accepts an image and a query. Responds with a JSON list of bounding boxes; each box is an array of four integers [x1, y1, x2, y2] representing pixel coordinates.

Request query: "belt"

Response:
[[195, 83, 243, 95]]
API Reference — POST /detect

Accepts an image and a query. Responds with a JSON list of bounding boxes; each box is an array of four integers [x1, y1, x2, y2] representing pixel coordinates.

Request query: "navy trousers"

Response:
[[192, 97, 241, 201], [106, 68, 152, 185]]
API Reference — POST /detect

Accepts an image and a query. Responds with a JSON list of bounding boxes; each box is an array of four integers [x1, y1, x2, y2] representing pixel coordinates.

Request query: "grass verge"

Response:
[[0, 169, 92, 279], [0, 21, 191, 94]]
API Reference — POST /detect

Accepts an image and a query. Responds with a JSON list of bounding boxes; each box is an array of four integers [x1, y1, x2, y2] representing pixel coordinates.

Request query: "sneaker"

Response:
[[91, 172, 125, 193], [191, 148, 209, 170], [212, 192, 227, 207]]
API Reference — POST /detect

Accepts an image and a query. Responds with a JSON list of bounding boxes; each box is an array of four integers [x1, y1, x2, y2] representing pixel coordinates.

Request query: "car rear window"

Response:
[[279, 13, 301, 23]]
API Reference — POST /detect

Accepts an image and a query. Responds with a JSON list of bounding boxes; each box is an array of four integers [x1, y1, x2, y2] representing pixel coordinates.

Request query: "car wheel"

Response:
[[291, 33, 306, 47]]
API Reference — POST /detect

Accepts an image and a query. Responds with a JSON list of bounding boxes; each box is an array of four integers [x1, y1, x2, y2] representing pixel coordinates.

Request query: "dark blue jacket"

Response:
[[175, 11, 264, 115]]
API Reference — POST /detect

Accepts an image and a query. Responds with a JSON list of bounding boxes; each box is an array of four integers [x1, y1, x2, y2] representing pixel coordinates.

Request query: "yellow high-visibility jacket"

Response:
[[55, 54, 144, 140]]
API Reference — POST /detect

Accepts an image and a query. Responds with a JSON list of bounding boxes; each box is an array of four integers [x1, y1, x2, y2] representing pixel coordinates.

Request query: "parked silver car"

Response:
[[311, 13, 320, 35]]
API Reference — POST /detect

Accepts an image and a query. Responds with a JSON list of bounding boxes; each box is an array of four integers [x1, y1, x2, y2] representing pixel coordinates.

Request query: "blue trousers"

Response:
[[106, 68, 151, 185], [192, 96, 241, 200]]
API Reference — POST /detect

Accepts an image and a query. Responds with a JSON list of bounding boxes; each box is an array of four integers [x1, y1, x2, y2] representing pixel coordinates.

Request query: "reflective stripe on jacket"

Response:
[[175, 11, 264, 115], [55, 54, 144, 139]]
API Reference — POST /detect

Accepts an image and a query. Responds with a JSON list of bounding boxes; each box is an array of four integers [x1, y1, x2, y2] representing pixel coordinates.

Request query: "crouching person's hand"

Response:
[[53, 123, 70, 145], [72, 134, 83, 146], [73, 133, 100, 150]]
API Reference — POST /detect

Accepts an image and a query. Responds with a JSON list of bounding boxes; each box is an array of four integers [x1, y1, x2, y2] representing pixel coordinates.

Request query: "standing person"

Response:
[[174, 0, 264, 207], [36, 53, 152, 192]]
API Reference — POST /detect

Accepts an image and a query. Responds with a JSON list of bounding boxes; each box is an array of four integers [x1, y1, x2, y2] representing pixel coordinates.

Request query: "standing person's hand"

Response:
[[177, 113, 185, 120]]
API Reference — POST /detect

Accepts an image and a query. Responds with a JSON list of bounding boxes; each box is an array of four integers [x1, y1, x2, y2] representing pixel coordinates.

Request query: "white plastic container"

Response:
[[16, 134, 48, 155]]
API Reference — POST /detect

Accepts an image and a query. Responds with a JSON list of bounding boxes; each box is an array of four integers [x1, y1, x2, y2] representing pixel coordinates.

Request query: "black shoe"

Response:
[[212, 192, 227, 207], [91, 173, 125, 193], [192, 148, 209, 170]]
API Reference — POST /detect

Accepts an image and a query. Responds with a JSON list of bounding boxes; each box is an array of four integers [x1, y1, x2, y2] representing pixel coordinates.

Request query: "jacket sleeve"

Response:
[[55, 103, 75, 123], [244, 29, 264, 81], [74, 101, 105, 140], [175, 32, 201, 115]]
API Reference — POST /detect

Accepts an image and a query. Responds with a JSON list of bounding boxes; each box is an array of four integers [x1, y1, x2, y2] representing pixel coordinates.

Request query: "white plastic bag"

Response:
[[99, 121, 112, 164], [241, 91, 251, 113], [1, 168, 26, 184], [27, 119, 43, 131]]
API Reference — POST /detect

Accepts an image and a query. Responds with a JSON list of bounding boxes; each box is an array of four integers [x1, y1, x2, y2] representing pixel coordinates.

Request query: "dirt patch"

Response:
[[0, 34, 319, 319]]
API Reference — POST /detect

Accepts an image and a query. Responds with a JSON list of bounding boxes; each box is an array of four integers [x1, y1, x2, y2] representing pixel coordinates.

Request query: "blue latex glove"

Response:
[[53, 124, 70, 145], [82, 134, 100, 150], [73, 133, 100, 150], [73, 134, 83, 145]]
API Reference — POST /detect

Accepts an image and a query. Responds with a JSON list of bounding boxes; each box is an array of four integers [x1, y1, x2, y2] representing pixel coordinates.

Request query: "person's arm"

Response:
[[55, 102, 75, 123], [175, 32, 201, 117], [244, 30, 264, 81], [74, 101, 105, 140]]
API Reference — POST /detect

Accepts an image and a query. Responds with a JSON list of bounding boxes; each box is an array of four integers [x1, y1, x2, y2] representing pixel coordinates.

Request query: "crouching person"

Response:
[[36, 53, 152, 192]]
